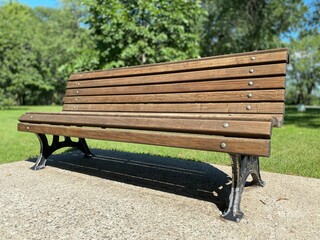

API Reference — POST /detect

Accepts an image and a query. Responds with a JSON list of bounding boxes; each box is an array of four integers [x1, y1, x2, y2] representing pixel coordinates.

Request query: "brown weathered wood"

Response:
[[19, 114, 272, 138], [69, 48, 288, 81], [18, 123, 271, 156], [67, 63, 286, 88], [17, 48, 288, 222], [25, 111, 284, 127], [18, 49, 288, 159], [66, 77, 285, 96], [63, 102, 285, 114], [63, 89, 285, 104]]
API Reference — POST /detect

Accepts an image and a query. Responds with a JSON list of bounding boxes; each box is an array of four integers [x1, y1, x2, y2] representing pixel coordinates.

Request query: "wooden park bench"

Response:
[[17, 48, 288, 222]]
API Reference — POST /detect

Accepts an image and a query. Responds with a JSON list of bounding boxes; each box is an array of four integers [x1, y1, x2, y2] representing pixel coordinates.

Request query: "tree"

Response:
[[286, 0, 320, 105], [201, 0, 307, 56], [0, 1, 97, 106], [33, 2, 98, 104], [287, 34, 320, 105], [0, 2, 52, 105], [84, 0, 205, 68], [310, 0, 320, 28]]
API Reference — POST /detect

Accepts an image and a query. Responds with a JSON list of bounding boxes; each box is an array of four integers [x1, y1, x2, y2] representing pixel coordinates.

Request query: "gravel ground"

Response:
[[0, 150, 319, 240]]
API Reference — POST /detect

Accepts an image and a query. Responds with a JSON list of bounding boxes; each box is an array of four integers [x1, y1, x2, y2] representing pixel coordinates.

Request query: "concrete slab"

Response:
[[0, 150, 319, 239]]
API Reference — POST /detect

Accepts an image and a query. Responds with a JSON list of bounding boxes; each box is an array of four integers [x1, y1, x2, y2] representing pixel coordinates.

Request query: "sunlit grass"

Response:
[[0, 106, 62, 164], [1, 106, 319, 178]]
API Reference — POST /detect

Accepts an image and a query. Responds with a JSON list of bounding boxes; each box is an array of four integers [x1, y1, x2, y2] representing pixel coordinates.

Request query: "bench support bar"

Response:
[[32, 134, 93, 170], [221, 154, 265, 222]]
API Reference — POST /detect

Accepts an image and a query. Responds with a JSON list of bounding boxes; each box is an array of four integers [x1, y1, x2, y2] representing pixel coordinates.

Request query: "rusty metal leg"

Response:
[[32, 134, 93, 170], [221, 154, 265, 222]]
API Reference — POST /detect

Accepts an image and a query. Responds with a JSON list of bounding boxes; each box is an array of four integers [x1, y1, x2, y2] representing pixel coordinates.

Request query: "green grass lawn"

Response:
[[1, 106, 319, 178]]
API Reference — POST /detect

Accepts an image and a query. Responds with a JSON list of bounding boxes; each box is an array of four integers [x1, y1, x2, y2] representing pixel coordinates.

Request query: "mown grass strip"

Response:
[[1, 106, 319, 178]]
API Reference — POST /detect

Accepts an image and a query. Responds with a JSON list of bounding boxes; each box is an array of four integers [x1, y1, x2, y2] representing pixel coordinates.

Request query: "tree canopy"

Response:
[[0, 1, 96, 105], [0, 0, 319, 107], [287, 0, 320, 105], [287, 34, 320, 104], [201, 0, 307, 56], [84, 0, 205, 68]]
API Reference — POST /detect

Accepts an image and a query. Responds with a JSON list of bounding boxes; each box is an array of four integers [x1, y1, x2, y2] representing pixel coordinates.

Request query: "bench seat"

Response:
[[17, 48, 289, 222], [19, 112, 272, 156]]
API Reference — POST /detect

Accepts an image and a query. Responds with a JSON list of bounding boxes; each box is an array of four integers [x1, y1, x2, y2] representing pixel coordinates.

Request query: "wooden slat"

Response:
[[19, 114, 272, 138], [62, 102, 285, 114], [67, 63, 286, 89], [64, 89, 285, 104], [66, 77, 285, 96], [69, 48, 288, 80], [18, 123, 271, 156], [26, 111, 284, 127]]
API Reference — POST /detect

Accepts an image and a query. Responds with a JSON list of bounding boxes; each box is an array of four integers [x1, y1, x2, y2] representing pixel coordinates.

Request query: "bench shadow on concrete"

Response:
[[27, 149, 233, 212]]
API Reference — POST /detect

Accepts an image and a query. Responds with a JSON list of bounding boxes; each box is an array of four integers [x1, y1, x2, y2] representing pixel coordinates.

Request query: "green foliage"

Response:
[[33, 1, 99, 104], [201, 0, 307, 55], [0, 3, 51, 105], [287, 33, 320, 104], [0, 89, 16, 109], [48, 0, 99, 73], [0, 1, 97, 105], [84, 0, 205, 68], [0, 0, 318, 107], [286, 0, 320, 105]]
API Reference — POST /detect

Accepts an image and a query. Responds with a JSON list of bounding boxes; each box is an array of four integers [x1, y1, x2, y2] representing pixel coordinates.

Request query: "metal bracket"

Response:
[[32, 134, 93, 171], [221, 154, 265, 222]]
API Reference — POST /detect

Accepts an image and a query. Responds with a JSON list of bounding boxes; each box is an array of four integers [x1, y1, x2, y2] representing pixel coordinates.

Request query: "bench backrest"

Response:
[[63, 48, 288, 127]]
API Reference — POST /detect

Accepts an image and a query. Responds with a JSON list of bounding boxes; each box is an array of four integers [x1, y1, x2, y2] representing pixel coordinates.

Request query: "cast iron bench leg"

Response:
[[32, 134, 93, 170], [221, 154, 265, 222]]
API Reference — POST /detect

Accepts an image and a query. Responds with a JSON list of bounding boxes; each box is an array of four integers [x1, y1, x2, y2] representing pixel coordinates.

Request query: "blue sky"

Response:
[[18, 0, 59, 8]]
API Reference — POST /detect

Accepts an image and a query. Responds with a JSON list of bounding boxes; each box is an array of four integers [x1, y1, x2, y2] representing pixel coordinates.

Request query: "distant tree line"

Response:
[[0, 0, 318, 107]]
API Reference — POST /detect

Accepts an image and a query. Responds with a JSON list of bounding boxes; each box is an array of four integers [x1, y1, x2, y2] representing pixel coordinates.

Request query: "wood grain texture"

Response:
[[67, 63, 286, 88], [25, 111, 284, 127], [62, 102, 285, 114], [19, 114, 272, 138], [69, 48, 288, 81], [17, 49, 289, 157], [66, 77, 285, 96], [63, 90, 285, 104], [18, 123, 271, 156]]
